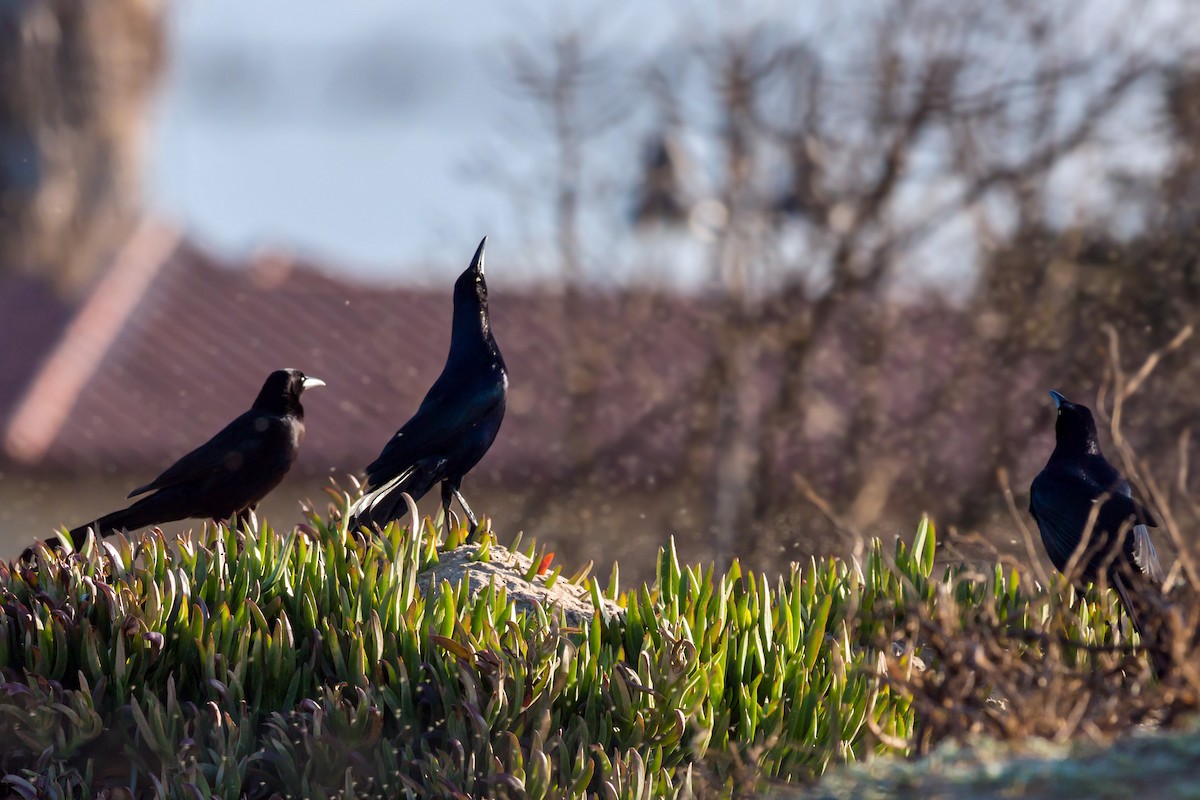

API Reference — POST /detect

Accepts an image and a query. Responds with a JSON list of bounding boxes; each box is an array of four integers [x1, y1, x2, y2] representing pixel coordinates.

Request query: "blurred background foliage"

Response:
[[2, 0, 1200, 579]]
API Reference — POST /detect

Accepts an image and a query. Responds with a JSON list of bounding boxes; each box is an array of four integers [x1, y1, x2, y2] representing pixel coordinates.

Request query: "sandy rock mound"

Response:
[[416, 542, 624, 627]]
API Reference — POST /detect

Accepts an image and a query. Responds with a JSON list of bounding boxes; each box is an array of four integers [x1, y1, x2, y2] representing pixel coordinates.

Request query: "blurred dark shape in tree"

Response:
[[632, 131, 689, 228], [0, 0, 163, 294]]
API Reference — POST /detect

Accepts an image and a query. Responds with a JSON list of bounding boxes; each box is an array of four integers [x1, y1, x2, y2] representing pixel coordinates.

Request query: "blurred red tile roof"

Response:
[[1, 222, 715, 484], [0, 274, 74, 426]]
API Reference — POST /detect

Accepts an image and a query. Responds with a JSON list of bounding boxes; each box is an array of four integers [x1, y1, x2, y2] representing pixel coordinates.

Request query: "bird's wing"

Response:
[[364, 378, 505, 485], [1110, 481, 1163, 581], [1113, 478, 1158, 526], [1029, 475, 1088, 573], [1131, 523, 1163, 583], [127, 410, 280, 497], [1093, 490, 1163, 582]]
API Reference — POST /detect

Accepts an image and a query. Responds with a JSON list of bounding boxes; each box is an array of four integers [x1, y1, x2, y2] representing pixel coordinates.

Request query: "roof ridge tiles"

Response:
[[3, 220, 181, 464]]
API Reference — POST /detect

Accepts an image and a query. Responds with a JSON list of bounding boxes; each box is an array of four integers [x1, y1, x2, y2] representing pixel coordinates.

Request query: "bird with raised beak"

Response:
[[346, 237, 507, 534], [1029, 390, 1163, 635]]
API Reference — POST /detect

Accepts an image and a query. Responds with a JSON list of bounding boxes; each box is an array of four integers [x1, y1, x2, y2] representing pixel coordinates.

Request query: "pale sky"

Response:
[[144, 0, 1186, 290], [146, 1, 695, 282]]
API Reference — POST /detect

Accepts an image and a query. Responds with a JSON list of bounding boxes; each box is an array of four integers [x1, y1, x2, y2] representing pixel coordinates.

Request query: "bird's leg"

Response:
[[440, 482, 456, 534], [452, 488, 480, 534]]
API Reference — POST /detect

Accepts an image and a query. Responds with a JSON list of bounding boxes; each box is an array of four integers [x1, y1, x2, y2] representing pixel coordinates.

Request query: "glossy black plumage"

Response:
[[25, 369, 323, 558], [346, 238, 507, 532], [1029, 390, 1162, 624]]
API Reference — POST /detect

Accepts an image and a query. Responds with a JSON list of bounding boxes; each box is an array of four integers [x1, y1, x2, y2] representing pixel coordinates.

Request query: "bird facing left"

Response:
[[20, 368, 325, 560]]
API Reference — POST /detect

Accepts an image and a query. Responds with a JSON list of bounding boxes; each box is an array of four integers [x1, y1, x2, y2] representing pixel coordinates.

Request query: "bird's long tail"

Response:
[[344, 458, 445, 533], [68, 503, 173, 547], [1112, 571, 1170, 678], [21, 495, 187, 561]]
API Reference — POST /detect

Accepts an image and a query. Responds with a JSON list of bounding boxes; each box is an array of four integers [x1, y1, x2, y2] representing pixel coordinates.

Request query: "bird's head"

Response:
[[255, 369, 326, 416], [452, 237, 494, 342], [1049, 390, 1100, 455]]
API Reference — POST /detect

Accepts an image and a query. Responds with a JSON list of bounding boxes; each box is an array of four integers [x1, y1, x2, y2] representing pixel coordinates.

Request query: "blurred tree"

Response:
[[1163, 68, 1200, 230], [958, 63, 1200, 529], [497, 0, 1198, 569], [0, 0, 163, 293], [507, 26, 630, 468]]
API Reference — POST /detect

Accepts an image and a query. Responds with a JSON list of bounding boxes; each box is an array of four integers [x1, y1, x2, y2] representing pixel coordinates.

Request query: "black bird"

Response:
[[1029, 390, 1163, 626], [25, 368, 324, 558], [346, 237, 506, 533]]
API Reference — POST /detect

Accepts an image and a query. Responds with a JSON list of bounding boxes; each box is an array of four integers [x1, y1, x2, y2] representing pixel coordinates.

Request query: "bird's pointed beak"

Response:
[[303, 377, 326, 391], [470, 236, 487, 277], [1048, 389, 1067, 409]]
